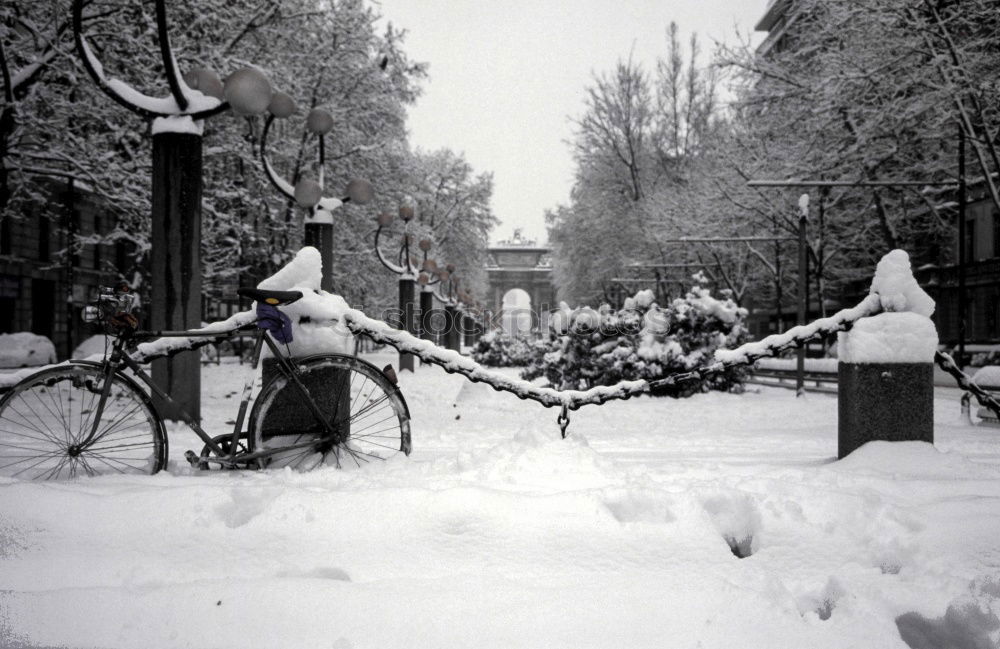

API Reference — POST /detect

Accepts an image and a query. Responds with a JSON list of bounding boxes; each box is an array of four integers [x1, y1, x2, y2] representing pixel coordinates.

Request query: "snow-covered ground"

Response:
[[1, 353, 999, 649]]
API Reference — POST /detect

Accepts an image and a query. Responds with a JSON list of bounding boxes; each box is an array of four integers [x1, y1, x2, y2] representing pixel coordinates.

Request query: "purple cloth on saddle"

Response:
[[256, 303, 294, 343]]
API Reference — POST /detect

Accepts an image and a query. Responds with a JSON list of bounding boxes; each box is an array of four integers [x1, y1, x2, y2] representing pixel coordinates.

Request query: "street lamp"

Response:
[[259, 106, 374, 291], [73, 0, 277, 420], [415, 239, 443, 346], [373, 205, 421, 371], [435, 263, 463, 352]]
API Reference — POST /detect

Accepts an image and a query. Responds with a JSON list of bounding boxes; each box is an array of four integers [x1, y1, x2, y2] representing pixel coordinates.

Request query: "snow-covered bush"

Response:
[[522, 284, 750, 397], [471, 331, 539, 367]]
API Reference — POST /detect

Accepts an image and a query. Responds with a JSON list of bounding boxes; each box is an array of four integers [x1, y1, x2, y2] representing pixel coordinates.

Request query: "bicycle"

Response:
[[0, 284, 411, 480]]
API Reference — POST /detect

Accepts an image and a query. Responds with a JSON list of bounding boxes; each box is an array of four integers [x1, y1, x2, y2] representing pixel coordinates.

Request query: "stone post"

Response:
[[837, 251, 937, 459]]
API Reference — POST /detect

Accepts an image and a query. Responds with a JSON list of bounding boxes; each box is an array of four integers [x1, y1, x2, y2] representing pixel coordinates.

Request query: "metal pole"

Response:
[[797, 212, 808, 397], [419, 288, 436, 343], [150, 131, 203, 421], [958, 125, 967, 369], [303, 222, 334, 292], [444, 303, 459, 351], [397, 276, 416, 372]]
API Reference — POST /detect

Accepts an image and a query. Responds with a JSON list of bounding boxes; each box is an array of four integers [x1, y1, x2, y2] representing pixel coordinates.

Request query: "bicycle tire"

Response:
[[249, 354, 411, 471], [0, 363, 167, 480]]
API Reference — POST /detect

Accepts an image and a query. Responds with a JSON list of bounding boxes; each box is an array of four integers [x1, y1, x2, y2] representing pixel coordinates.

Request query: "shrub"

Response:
[[521, 283, 750, 397], [470, 331, 538, 367]]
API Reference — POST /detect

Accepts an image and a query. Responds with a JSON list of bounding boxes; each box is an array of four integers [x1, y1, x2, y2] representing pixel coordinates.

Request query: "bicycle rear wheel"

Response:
[[250, 354, 411, 471], [0, 363, 167, 480]]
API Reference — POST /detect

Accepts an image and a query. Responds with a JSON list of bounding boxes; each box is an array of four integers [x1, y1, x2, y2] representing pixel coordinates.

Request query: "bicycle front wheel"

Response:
[[250, 354, 411, 471], [0, 363, 167, 480]]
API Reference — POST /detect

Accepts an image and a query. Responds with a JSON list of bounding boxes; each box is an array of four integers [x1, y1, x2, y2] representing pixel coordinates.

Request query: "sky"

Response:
[[373, 0, 768, 245]]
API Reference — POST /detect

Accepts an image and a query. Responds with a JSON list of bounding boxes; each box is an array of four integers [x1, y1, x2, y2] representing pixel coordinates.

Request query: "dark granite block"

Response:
[[838, 362, 933, 459]]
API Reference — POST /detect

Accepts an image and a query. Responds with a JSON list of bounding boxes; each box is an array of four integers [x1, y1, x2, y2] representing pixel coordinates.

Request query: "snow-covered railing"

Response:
[[5, 248, 999, 429]]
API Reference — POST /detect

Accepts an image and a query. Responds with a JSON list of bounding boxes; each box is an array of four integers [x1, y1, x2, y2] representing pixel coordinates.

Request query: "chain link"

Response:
[[557, 405, 570, 439], [934, 351, 1000, 421]]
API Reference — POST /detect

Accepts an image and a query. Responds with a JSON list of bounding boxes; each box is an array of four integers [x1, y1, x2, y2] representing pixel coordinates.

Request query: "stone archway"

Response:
[[485, 230, 556, 337], [501, 288, 532, 335]]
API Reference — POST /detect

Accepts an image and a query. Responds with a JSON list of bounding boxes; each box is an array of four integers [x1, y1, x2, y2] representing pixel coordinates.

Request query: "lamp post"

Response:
[[415, 239, 443, 346], [438, 264, 462, 352], [373, 206, 420, 371], [259, 106, 374, 290], [73, 0, 276, 420]]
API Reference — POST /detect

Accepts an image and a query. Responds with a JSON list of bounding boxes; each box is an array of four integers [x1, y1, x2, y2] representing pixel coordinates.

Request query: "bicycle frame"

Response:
[[77, 321, 347, 469]]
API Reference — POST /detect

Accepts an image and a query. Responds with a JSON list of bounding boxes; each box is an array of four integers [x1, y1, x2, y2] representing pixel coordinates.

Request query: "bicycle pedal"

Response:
[[184, 450, 200, 467]]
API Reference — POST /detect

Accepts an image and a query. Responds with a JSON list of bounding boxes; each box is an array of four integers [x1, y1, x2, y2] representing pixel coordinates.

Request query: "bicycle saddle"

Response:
[[237, 288, 304, 306]]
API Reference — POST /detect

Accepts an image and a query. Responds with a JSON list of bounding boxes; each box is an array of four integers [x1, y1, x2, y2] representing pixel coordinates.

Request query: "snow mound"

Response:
[[972, 366, 1000, 388], [837, 312, 938, 364], [0, 332, 57, 368], [461, 428, 619, 490], [870, 249, 935, 317], [832, 441, 1000, 479], [72, 335, 111, 360]]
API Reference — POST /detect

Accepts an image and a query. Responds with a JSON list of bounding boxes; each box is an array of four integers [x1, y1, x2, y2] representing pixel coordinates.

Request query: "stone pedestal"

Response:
[[838, 362, 933, 459], [259, 358, 350, 440]]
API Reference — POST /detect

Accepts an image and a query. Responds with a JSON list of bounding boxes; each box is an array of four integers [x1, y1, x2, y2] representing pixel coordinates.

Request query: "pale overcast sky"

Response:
[[374, 1, 768, 244]]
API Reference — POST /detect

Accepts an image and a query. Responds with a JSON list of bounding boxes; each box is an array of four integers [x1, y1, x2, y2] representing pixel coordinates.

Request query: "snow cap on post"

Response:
[[257, 247, 322, 291], [838, 249, 937, 364], [869, 249, 935, 317], [798, 193, 809, 218]]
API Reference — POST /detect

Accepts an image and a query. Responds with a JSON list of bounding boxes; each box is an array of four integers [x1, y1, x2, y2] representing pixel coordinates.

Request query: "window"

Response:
[[963, 218, 975, 262], [0, 217, 10, 255], [993, 211, 1000, 259]]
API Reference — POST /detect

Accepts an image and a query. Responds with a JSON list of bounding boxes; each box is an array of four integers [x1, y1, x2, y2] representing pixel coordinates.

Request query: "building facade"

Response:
[[754, 0, 1000, 349], [0, 179, 133, 359]]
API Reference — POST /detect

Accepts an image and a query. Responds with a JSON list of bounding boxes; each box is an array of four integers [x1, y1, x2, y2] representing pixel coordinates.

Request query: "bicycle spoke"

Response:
[[88, 401, 145, 446], [0, 366, 164, 480], [38, 380, 72, 446], [42, 455, 72, 481], [85, 453, 135, 475], [2, 401, 66, 447], [350, 412, 398, 436], [349, 396, 390, 424], [9, 453, 63, 479], [0, 449, 65, 470]]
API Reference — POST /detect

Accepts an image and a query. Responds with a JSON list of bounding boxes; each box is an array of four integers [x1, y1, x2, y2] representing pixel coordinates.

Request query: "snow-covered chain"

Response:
[[337, 306, 649, 410], [934, 351, 1000, 421], [647, 293, 884, 394]]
